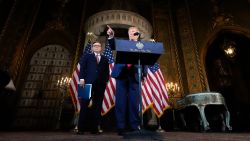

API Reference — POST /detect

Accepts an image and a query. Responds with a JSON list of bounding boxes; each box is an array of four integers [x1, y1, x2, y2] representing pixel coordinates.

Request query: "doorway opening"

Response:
[[206, 32, 250, 131]]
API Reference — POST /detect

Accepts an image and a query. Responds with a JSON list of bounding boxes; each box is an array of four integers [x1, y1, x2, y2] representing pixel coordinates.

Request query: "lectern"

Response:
[[114, 39, 164, 65], [114, 38, 165, 128]]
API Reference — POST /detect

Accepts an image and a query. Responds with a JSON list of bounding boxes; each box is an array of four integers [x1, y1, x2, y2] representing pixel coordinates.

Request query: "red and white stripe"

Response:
[[141, 78, 154, 112], [101, 63, 116, 115], [146, 68, 169, 117], [69, 63, 81, 113]]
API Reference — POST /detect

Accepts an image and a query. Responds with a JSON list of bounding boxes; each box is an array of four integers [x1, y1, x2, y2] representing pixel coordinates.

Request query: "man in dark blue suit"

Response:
[[77, 41, 109, 134], [107, 25, 147, 135]]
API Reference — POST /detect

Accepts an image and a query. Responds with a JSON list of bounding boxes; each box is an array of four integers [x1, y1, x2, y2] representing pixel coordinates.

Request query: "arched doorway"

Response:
[[13, 44, 73, 130], [206, 32, 250, 131]]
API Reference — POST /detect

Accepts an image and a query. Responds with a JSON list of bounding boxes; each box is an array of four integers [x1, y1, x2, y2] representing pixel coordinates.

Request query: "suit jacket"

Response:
[[111, 64, 147, 82], [108, 38, 147, 81], [79, 53, 109, 85], [78, 53, 109, 132]]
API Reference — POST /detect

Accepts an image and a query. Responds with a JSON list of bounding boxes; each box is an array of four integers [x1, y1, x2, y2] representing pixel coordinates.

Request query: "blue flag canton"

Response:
[[83, 41, 92, 56], [149, 63, 160, 73], [79, 41, 92, 64], [103, 42, 114, 64]]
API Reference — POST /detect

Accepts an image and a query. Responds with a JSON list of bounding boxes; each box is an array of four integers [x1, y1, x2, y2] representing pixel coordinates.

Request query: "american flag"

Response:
[[100, 43, 169, 117], [69, 41, 92, 113], [145, 63, 170, 117], [70, 40, 169, 118], [101, 40, 116, 115], [141, 75, 154, 113]]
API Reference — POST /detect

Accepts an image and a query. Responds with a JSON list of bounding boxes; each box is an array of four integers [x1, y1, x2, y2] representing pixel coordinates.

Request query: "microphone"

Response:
[[134, 32, 141, 36]]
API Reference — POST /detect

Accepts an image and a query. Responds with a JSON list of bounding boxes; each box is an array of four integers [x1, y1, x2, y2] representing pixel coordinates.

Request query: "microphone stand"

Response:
[[135, 35, 156, 137], [124, 34, 159, 138], [136, 34, 143, 129], [138, 50, 143, 129]]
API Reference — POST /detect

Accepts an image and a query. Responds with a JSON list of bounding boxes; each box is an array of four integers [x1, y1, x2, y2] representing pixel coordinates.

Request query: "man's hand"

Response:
[[88, 99, 93, 108], [79, 79, 85, 87], [107, 25, 114, 38]]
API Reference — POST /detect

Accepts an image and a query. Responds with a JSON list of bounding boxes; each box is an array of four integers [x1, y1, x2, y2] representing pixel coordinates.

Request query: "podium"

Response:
[[113, 38, 165, 130], [114, 39, 164, 65]]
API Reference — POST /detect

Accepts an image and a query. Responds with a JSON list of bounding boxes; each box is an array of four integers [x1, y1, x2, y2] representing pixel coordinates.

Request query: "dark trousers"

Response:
[[77, 83, 105, 132], [115, 74, 140, 130]]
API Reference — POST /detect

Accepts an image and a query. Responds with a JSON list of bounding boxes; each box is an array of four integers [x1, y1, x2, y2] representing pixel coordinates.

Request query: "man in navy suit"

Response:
[[77, 41, 109, 134], [107, 25, 147, 135]]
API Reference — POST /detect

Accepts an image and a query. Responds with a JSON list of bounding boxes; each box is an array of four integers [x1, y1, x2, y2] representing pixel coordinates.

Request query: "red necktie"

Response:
[[127, 64, 132, 68]]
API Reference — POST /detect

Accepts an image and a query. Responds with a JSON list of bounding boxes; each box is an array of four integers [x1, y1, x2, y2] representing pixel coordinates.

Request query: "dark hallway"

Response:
[[206, 31, 250, 132]]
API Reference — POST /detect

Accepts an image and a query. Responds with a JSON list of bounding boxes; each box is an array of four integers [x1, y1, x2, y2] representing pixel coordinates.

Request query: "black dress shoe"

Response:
[[98, 128, 103, 134], [127, 129, 141, 135], [117, 129, 125, 136], [76, 131, 84, 135], [90, 130, 101, 135], [129, 128, 140, 132], [91, 129, 103, 135]]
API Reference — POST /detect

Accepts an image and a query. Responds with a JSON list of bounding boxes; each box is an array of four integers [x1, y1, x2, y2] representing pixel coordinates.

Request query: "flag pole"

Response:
[[157, 118, 164, 132], [136, 33, 144, 129], [138, 52, 143, 128]]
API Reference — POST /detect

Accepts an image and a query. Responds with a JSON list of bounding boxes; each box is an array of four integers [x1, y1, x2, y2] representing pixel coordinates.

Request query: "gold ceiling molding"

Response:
[[85, 10, 152, 40]]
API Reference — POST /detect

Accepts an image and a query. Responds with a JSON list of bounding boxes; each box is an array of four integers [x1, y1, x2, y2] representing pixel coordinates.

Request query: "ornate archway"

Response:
[[85, 10, 153, 40], [203, 27, 250, 131]]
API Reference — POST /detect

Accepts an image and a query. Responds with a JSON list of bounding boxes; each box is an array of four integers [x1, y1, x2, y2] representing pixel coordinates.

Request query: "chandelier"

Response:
[[222, 39, 237, 58]]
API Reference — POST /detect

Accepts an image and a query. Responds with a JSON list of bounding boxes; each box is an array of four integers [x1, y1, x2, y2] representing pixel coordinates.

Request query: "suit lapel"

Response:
[[90, 53, 98, 63]]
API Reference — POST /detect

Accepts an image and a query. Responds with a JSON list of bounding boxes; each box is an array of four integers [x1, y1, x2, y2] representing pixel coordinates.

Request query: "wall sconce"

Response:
[[166, 82, 180, 95], [166, 82, 180, 106], [222, 39, 237, 58], [57, 76, 71, 88]]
